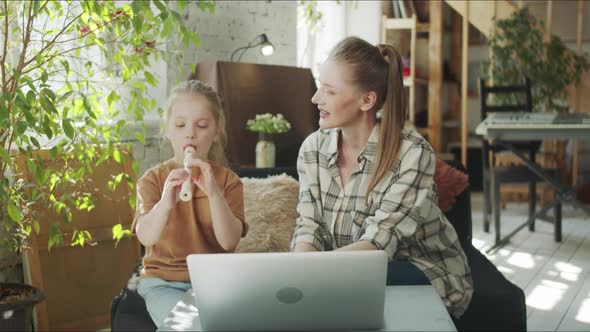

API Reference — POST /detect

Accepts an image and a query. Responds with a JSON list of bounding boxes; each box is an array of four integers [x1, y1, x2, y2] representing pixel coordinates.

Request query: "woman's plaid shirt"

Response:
[[290, 123, 473, 318]]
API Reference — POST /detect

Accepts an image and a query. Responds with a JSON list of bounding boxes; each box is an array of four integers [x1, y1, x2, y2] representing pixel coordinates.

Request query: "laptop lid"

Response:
[[186, 250, 388, 331]]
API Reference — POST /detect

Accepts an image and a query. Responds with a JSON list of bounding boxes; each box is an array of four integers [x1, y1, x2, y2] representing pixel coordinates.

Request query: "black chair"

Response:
[[479, 77, 562, 247], [110, 256, 156, 331]]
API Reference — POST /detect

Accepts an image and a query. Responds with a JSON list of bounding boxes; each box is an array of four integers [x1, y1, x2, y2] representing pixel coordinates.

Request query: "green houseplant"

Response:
[[485, 7, 589, 112], [0, 0, 213, 329]]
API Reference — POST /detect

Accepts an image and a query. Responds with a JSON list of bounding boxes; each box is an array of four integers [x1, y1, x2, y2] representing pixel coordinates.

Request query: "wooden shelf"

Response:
[[382, 14, 426, 126], [381, 2, 443, 153], [447, 137, 481, 149], [442, 120, 460, 128], [383, 18, 430, 33], [416, 127, 430, 137], [403, 76, 428, 87], [438, 152, 456, 160]]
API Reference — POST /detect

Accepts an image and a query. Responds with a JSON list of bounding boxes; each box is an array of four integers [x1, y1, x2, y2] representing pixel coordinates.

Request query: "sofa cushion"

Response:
[[235, 174, 299, 253], [441, 160, 472, 248], [435, 159, 469, 213]]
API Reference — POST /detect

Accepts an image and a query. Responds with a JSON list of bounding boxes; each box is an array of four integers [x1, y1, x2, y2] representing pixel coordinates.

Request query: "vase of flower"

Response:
[[246, 113, 291, 168], [255, 133, 276, 168]]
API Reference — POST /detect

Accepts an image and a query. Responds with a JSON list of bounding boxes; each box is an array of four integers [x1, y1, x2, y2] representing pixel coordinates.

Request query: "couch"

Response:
[[110, 162, 526, 331], [442, 161, 526, 331]]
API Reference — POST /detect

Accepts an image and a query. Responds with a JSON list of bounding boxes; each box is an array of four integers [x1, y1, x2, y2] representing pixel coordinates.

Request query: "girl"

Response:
[[291, 37, 473, 319], [133, 80, 248, 327]]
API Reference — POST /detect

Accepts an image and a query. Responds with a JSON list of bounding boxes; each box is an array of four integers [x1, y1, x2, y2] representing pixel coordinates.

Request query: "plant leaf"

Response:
[[7, 203, 21, 223], [48, 222, 65, 250], [113, 149, 122, 163], [62, 118, 75, 139], [0, 146, 11, 164]]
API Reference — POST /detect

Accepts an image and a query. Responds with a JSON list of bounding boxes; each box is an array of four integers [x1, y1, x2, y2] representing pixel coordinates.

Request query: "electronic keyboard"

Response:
[[476, 112, 590, 140]]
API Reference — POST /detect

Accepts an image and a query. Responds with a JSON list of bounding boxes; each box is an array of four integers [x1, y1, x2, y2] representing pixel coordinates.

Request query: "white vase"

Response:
[[255, 133, 275, 168]]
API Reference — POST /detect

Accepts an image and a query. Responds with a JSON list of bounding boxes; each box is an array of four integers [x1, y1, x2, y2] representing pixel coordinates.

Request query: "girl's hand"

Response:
[[186, 159, 221, 198], [160, 169, 187, 210]]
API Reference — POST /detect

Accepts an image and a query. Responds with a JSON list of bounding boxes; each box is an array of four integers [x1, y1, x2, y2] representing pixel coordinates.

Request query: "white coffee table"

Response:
[[157, 285, 457, 331]]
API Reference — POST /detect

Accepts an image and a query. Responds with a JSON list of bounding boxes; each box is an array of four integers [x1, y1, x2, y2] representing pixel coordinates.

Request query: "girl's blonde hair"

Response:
[[329, 37, 407, 195], [162, 80, 228, 166]]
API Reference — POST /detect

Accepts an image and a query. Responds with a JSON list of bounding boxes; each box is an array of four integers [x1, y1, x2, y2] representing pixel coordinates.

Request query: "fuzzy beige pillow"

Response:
[[235, 174, 299, 253]]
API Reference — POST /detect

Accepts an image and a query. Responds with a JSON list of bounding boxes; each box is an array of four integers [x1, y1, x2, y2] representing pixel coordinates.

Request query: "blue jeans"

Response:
[[386, 261, 430, 285], [137, 277, 191, 328]]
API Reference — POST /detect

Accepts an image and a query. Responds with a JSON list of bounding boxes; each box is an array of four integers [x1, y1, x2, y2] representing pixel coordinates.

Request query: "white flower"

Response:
[[246, 113, 292, 134]]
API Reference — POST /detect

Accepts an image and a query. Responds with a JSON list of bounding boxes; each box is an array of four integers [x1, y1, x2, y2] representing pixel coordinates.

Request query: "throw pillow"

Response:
[[235, 174, 299, 253], [434, 159, 469, 212]]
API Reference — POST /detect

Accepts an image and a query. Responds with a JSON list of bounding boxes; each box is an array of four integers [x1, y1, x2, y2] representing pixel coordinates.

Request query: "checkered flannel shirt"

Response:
[[290, 123, 473, 318]]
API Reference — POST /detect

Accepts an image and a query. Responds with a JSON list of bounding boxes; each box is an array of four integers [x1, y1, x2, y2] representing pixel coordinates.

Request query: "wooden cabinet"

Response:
[[17, 148, 141, 331], [190, 61, 319, 167], [381, 15, 429, 135]]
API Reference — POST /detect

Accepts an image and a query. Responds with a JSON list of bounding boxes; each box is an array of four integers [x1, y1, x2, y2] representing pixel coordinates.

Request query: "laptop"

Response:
[[186, 250, 388, 331]]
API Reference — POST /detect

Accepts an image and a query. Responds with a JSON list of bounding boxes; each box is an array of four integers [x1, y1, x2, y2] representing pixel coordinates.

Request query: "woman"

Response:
[[291, 36, 472, 319]]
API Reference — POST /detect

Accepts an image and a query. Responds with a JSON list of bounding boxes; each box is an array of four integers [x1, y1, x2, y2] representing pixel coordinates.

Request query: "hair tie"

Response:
[[376, 44, 389, 62]]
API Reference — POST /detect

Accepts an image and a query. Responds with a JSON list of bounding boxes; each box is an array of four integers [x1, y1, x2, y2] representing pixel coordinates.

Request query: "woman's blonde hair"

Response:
[[329, 37, 407, 195], [162, 80, 228, 166]]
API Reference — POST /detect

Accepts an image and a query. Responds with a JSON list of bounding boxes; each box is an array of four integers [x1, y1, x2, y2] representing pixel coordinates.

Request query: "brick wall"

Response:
[[136, 1, 297, 175], [166, 0, 297, 99]]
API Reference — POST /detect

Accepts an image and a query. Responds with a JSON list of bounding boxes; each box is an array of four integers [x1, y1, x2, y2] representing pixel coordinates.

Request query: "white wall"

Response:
[[297, 1, 346, 73], [345, 1, 382, 45], [296, 1, 382, 76]]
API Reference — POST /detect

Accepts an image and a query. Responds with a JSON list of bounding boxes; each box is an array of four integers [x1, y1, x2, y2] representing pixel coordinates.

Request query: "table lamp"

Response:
[[230, 33, 274, 62]]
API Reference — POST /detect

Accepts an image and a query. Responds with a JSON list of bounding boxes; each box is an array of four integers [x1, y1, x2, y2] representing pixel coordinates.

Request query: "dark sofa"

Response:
[[110, 162, 526, 331], [443, 160, 526, 331]]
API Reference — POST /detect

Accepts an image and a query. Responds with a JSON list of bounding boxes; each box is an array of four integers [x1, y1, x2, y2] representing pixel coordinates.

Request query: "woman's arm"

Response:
[[293, 242, 318, 252], [355, 144, 435, 258], [290, 135, 327, 252], [335, 241, 378, 251]]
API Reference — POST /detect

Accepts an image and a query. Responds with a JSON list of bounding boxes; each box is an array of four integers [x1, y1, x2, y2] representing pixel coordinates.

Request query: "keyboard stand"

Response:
[[485, 139, 590, 254]]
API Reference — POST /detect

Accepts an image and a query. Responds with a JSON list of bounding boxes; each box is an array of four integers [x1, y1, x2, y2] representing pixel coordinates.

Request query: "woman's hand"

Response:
[[293, 242, 318, 252], [159, 169, 187, 210], [186, 159, 221, 198]]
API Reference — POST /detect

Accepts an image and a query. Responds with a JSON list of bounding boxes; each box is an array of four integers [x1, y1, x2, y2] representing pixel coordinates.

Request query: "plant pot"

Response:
[[256, 133, 276, 168], [0, 283, 45, 332]]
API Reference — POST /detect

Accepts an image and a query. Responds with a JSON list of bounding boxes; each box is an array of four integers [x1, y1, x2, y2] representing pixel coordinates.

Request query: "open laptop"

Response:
[[186, 250, 388, 331]]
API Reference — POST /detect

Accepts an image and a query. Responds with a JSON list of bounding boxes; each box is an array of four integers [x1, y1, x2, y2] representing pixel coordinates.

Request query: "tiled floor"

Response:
[[470, 192, 590, 331]]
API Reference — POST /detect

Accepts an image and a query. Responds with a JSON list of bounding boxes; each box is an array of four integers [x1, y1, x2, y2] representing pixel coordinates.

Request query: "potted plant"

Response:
[[483, 7, 590, 200], [0, 1, 213, 330], [246, 113, 291, 168], [485, 7, 589, 112]]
